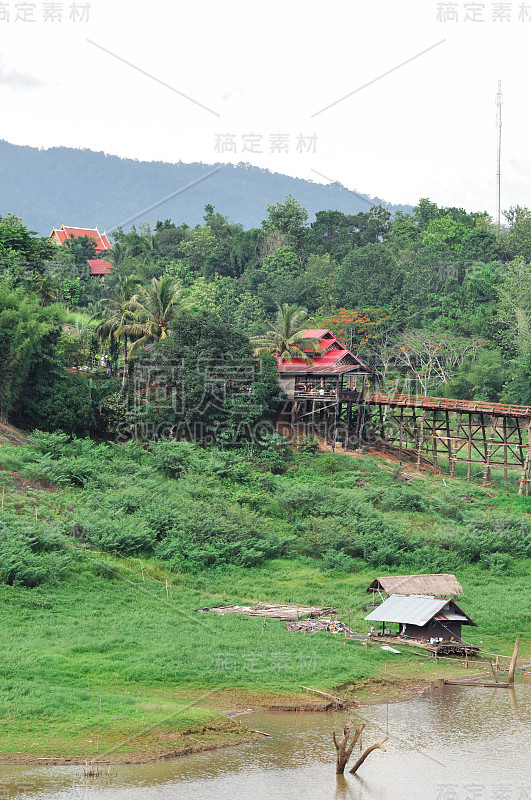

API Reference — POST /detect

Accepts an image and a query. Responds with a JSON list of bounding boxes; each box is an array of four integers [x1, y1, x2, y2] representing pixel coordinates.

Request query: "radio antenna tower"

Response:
[[496, 80, 503, 233]]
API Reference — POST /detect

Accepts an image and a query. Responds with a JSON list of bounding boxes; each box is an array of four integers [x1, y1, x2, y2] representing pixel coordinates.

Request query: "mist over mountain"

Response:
[[0, 140, 411, 235]]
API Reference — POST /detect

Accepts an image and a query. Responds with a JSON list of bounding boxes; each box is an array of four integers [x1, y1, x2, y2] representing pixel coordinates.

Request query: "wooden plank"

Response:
[[444, 680, 511, 688]]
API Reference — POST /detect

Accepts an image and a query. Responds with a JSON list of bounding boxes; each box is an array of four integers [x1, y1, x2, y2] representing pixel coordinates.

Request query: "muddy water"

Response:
[[1, 682, 530, 800]]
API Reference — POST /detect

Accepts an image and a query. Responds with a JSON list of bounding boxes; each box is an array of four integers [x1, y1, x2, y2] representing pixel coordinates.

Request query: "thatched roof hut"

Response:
[[367, 574, 463, 599]]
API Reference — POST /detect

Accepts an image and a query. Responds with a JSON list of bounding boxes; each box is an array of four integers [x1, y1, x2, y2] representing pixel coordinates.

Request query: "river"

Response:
[[0, 682, 529, 800]]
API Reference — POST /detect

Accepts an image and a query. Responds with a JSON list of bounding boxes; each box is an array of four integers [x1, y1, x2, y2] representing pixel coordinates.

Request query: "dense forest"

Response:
[[2, 194, 531, 441]]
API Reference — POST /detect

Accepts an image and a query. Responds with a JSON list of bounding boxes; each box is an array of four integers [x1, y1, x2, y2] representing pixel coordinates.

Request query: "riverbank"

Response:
[[1, 550, 529, 765], [1, 553, 529, 764], [0, 652, 506, 765]]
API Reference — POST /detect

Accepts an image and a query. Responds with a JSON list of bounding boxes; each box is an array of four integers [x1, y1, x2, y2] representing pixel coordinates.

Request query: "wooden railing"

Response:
[[365, 392, 531, 418]]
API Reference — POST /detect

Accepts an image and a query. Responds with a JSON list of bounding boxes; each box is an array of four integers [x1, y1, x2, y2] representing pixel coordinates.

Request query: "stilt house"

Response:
[[277, 329, 369, 400]]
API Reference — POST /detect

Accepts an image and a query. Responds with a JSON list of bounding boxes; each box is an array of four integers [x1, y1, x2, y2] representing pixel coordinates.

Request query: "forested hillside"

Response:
[[3, 193, 531, 441], [0, 139, 409, 235]]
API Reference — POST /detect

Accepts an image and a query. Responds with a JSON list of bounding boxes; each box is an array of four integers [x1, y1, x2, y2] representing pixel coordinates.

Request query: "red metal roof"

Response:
[[276, 329, 369, 374], [50, 225, 111, 252], [303, 329, 334, 338], [88, 259, 113, 275]]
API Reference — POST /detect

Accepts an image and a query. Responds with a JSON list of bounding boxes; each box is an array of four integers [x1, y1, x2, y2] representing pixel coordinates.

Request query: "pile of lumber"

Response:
[[286, 619, 349, 634], [198, 603, 336, 621]]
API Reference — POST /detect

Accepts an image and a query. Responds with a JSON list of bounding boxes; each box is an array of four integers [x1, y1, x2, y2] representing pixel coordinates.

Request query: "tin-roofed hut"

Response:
[[364, 594, 476, 642]]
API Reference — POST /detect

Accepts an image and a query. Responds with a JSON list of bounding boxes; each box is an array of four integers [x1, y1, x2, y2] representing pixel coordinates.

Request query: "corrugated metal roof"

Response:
[[365, 595, 476, 626], [302, 329, 331, 338], [365, 595, 450, 625]]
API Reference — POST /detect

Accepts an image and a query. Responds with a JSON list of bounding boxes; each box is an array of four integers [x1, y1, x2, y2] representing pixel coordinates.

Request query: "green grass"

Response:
[[0, 433, 530, 759], [0, 551, 529, 759]]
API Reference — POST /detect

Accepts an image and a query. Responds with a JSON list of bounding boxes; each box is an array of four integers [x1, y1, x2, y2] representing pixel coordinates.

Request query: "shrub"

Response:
[[0, 518, 70, 587], [74, 513, 156, 554], [320, 548, 363, 573], [150, 440, 201, 478]]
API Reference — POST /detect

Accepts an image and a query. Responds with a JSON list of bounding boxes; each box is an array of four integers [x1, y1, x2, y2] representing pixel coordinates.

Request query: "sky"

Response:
[[0, 0, 529, 217]]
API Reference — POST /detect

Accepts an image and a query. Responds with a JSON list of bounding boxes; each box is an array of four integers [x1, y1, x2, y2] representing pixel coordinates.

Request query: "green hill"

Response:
[[0, 139, 411, 235]]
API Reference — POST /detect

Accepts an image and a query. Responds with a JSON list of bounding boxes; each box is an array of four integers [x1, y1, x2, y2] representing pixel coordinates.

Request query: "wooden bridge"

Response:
[[365, 392, 531, 419], [365, 392, 531, 494], [278, 391, 531, 494]]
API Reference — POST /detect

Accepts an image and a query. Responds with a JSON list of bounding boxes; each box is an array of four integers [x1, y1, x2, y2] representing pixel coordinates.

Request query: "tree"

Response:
[[252, 352, 285, 414], [94, 276, 142, 385], [106, 242, 129, 268], [63, 234, 98, 266], [128, 276, 185, 352], [445, 349, 506, 402], [299, 253, 338, 312], [0, 283, 61, 422], [501, 206, 531, 260], [309, 210, 355, 261], [262, 195, 308, 250], [0, 213, 55, 279], [337, 244, 402, 310], [23, 367, 93, 437], [251, 303, 320, 363], [497, 257, 531, 357], [412, 198, 439, 231], [244, 246, 303, 312], [421, 215, 469, 253], [460, 229, 501, 262], [127, 309, 263, 444], [393, 329, 484, 395]]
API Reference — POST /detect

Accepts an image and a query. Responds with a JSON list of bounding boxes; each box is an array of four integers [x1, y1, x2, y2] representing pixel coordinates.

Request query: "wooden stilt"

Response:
[[467, 414, 472, 481], [482, 416, 499, 486], [446, 410, 454, 477], [398, 407, 403, 464], [416, 411, 426, 467], [503, 417, 508, 482], [518, 424, 531, 495], [480, 413, 489, 483], [344, 400, 352, 451], [432, 410, 438, 475]]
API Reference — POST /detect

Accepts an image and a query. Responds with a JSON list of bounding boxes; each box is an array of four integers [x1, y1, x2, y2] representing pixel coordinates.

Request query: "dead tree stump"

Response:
[[333, 721, 365, 774], [349, 736, 388, 774]]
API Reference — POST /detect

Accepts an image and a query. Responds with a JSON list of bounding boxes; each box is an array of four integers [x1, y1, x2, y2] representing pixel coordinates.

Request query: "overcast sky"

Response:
[[0, 0, 529, 217]]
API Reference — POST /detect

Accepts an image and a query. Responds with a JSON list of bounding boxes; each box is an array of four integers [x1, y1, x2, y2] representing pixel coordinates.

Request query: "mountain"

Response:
[[0, 139, 411, 235]]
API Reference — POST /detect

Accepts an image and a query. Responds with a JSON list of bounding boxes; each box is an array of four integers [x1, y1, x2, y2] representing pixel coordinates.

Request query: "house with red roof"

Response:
[[49, 224, 113, 277], [50, 225, 111, 252], [87, 259, 113, 276], [277, 329, 369, 400]]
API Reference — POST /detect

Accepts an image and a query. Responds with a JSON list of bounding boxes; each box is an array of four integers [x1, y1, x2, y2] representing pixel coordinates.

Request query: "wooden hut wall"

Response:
[[404, 621, 462, 641]]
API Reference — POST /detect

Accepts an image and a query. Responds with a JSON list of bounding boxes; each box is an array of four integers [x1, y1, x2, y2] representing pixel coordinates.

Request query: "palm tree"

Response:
[[127, 276, 185, 352], [105, 242, 129, 268], [251, 303, 321, 363], [93, 276, 142, 386]]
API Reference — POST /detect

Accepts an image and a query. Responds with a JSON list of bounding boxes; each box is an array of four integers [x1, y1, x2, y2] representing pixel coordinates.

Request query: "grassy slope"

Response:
[[0, 430, 530, 761]]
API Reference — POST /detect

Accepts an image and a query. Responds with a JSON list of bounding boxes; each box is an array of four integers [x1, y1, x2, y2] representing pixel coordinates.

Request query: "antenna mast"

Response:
[[496, 80, 503, 233]]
